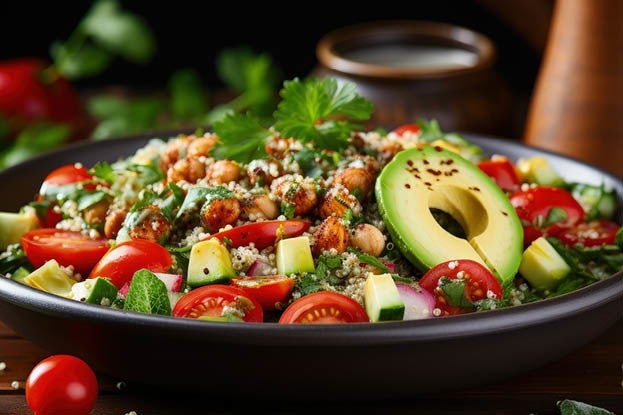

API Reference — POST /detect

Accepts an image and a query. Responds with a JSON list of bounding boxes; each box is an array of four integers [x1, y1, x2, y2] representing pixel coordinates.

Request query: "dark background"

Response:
[[1, 1, 545, 137]]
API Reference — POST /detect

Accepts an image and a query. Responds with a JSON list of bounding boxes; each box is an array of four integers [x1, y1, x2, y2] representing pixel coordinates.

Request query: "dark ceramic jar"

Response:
[[314, 21, 512, 135]]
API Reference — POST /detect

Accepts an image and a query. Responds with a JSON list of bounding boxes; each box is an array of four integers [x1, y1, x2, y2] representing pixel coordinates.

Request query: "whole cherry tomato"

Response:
[[0, 58, 83, 135], [26, 354, 98, 415]]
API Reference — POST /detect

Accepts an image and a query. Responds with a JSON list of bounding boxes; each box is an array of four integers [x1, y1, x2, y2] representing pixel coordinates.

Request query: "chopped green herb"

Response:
[[76, 190, 109, 211], [123, 269, 171, 315], [351, 249, 391, 273], [439, 277, 474, 309], [90, 161, 116, 184], [0, 245, 29, 276], [281, 202, 296, 219], [557, 399, 614, 415], [127, 163, 165, 185]]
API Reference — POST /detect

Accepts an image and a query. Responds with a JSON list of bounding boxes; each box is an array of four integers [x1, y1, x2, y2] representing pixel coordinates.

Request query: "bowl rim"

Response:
[[316, 20, 496, 80], [0, 132, 621, 347]]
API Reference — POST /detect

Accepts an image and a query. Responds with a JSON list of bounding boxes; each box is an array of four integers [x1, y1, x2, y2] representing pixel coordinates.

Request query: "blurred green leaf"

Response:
[[89, 96, 166, 140], [50, 41, 112, 79], [168, 69, 208, 122], [82, 0, 155, 63], [0, 123, 70, 169]]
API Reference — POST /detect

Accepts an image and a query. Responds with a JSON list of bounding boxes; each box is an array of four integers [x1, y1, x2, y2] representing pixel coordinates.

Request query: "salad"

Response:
[[0, 77, 621, 324]]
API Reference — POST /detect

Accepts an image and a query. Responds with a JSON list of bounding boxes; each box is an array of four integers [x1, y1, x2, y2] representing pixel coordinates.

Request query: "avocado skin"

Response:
[[375, 145, 523, 283]]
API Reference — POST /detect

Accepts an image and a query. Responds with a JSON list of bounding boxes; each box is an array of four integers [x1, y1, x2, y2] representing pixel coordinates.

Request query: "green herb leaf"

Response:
[[212, 113, 272, 163], [50, 41, 113, 79], [291, 147, 324, 178], [352, 249, 391, 273], [557, 399, 614, 415], [274, 78, 374, 150], [76, 190, 108, 211], [82, 0, 155, 63], [123, 269, 171, 315], [127, 163, 165, 185], [216, 48, 280, 115], [547, 237, 623, 281], [439, 277, 474, 309], [474, 298, 508, 311], [0, 123, 70, 169], [543, 207, 568, 227], [158, 182, 185, 222], [90, 161, 116, 184], [168, 69, 208, 122], [89, 96, 166, 140]]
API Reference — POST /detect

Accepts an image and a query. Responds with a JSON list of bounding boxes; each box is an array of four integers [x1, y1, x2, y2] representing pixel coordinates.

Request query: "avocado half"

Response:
[[375, 145, 523, 284]]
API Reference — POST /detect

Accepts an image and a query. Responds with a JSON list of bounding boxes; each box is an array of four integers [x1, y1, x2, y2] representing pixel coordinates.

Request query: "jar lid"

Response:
[[316, 20, 496, 79]]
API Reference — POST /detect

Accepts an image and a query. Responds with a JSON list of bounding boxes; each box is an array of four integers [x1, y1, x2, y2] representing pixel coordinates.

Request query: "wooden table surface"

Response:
[[0, 317, 621, 415]]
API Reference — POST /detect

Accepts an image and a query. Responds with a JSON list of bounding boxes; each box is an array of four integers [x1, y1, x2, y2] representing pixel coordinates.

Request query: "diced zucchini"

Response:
[[517, 156, 565, 186], [69, 277, 118, 305], [23, 260, 76, 297], [363, 273, 405, 322], [0, 211, 39, 250], [10, 266, 31, 284], [187, 239, 235, 287], [276, 236, 315, 275], [519, 237, 571, 291]]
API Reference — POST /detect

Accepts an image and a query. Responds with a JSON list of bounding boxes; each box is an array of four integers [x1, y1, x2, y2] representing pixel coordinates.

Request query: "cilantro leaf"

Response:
[[557, 399, 614, 415], [123, 269, 171, 315], [76, 190, 109, 211], [212, 113, 272, 163], [90, 161, 116, 184], [127, 163, 165, 185], [274, 78, 373, 150], [351, 249, 391, 273], [439, 277, 474, 309]]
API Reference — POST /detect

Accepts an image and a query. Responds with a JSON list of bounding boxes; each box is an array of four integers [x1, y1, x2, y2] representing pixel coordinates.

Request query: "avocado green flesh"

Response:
[[375, 146, 523, 283]]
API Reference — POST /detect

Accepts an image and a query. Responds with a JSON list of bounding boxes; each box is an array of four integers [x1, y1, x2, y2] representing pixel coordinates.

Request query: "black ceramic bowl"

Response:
[[0, 134, 621, 398]]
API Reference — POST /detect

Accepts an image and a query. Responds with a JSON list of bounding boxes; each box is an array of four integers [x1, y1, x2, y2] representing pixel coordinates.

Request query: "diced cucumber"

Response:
[[276, 236, 315, 275], [517, 156, 565, 186], [519, 237, 571, 291], [569, 183, 617, 220], [198, 314, 244, 323], [0, 211, 39, 250], [69, 277, 118, 305], [23, 260, 76, 297], [187, 239, 235, 287], [10, 266, 31, 284], [363, 273, 405, 322]]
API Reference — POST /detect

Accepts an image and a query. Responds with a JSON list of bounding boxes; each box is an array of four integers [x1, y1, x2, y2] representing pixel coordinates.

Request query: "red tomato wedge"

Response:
[[231, 275, 295, 310], [556, 219, 620, 247], [204, 220, 311, 250], [419, 259, 503, 316], [477, 158, 521, 192], [21, 229, 109, 275], [509, 186, 585, 246], [172, 285, 263, 322], [279, 291, 369, 324], [26, 354, 98, 415], [393, 123, 421, 136], [89, 239, 172, 289]]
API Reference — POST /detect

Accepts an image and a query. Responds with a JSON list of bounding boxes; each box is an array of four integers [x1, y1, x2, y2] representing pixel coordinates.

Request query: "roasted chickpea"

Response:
[[128, 205, 171, 243], [200, 197, 241, 233], [318, 184, 362, 219], [104, 209, 127, 239], [83, 200, 109, 226], [187, 136, 217, 158], [246, 159, 283, 186], [160, 136, 192, 172], [242, 194, 280, 220], [205, 160, 241, 184], [312, 216, 349, 256], [270, 175, 318, 217], [167, 157, 206, 184], [334, 167, 375, 198]]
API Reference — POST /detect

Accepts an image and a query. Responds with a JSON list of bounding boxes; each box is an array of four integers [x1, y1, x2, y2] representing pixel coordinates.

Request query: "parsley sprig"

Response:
[[212, 77, 374, 164]]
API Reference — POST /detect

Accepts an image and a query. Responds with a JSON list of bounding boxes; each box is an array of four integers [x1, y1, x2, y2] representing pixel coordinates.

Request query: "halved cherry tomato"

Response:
[[89, 239, 172, 289], [172, 285, 263, 322], [419, 259, 503, 316], [556, 219, 620, 247], [36, 164, 97, 227], [278, 291, 369, 324], [509, 186, 585, 246], [477, 158, 521, 192], [231, 275, 295, 310], [393, 123, 421, 136], [39, 164, 95, 197], [25, 354, 98, 415], [204, 219, 311, 250], [21, 229, 109, 275]]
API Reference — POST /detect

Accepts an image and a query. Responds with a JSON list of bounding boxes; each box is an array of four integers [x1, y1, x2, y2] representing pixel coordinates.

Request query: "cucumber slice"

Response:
[[519, 237, 571, 291], [276, 236, 315, 275], [364, 273, 405, 322]]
